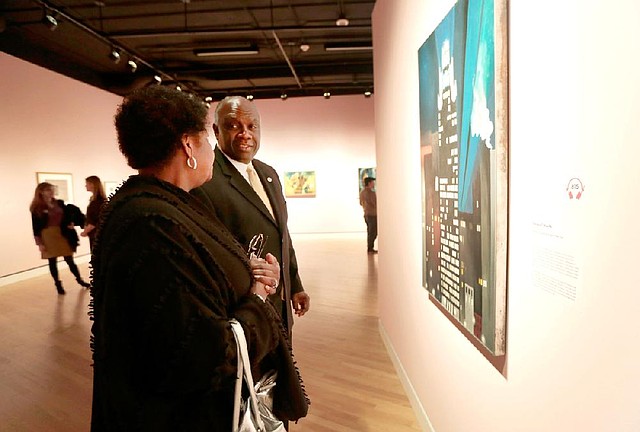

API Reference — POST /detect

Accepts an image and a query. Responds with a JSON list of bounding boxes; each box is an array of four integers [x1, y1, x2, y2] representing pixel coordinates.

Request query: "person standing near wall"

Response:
[[359, 177, 378, 254], [81, 175, 107, 251], [30, 182, 91, 294], [192, 95, 310, 337]]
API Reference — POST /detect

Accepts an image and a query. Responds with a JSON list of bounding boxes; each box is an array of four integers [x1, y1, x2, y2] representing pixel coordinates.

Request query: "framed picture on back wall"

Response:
[[358, 167, 376, 192], [36, 172, 74, 204], [284, 171, 316, 198]]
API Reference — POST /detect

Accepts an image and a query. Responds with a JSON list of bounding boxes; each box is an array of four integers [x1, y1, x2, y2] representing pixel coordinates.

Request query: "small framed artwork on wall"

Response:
[[284, 171, 316, 198], [36, 172, 74, 203], [358, 167, 376, 192]]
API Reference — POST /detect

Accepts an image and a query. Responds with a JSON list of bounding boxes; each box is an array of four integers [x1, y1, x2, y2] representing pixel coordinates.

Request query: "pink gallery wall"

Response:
[[0, 53, 130, 278], [373, 0, 640, 431], [0, 53, 375, 279], [240, 95, 375, 234]]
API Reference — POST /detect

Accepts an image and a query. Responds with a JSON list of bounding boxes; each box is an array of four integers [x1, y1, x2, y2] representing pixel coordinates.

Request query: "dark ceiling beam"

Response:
[[14, 0, 375, 21], [170, 63, 373, 81], [110, 25, 371, 40]]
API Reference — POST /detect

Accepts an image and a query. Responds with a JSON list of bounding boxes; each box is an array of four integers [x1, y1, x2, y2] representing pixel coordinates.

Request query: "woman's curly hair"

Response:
[[115, 86, 208, 169]]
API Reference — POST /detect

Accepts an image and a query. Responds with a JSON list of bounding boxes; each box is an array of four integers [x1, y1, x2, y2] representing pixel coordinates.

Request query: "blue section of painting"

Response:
[[459, 0, 495, 213], [419, 0, 496, 214]]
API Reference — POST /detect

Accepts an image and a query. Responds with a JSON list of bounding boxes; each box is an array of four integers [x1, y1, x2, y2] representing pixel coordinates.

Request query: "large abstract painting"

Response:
[[418, 0, 508, 355]]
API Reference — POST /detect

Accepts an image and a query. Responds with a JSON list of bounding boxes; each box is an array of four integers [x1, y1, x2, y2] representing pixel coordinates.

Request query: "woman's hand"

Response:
[[81, 224, 95, 237], [38, 244, 46, 252], [250, 253, 280, 299]]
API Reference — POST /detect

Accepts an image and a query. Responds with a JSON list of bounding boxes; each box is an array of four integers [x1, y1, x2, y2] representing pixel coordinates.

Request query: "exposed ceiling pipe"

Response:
[[271, 30, 302, 89]]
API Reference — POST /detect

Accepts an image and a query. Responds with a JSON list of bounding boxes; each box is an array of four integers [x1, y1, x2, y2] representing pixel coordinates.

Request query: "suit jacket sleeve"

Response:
[[287, 232, 304, 295]]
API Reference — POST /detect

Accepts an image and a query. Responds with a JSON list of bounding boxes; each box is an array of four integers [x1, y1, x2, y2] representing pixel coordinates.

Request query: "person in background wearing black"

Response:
[[81, 175, 107, 251], [30, 182, 91, 294]]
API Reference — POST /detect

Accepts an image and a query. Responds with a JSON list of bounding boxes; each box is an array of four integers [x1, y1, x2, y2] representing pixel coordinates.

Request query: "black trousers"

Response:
[[48, 256, 81, 282], [364, 215, 378, 251]]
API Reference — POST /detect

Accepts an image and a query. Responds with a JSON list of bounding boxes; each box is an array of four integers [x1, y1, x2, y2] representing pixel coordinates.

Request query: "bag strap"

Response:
[[231, 320, 244, 432], [230, 319, 266, 432]]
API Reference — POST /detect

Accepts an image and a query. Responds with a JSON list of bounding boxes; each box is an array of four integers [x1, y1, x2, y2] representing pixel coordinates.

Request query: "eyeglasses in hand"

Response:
[[247, 233, 268, 259]]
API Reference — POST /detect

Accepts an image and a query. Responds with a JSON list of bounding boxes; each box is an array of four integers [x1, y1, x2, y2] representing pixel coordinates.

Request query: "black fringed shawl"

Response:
[[89, 176, 308, 432]]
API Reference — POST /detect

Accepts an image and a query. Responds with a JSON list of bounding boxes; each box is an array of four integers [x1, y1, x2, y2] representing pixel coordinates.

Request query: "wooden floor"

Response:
[[0, 234, 420, 431]]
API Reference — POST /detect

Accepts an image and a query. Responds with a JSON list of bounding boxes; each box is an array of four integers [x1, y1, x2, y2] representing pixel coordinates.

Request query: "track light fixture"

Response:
[[43, 10, 58, 31], [323, 91, 331, 99], [299, 43, 310, 52], [364, 90, 372, 97], [280, 92, 288, 100], [176, 85, 182, 91], [204, 96, 213, 102], [335, 0, 349, 27], [246, 94, 254, 101], [153, 75, 162, 84], [109, 49, 121, 64], [31, 2, 217, 98], [335, 14, 349, 27]]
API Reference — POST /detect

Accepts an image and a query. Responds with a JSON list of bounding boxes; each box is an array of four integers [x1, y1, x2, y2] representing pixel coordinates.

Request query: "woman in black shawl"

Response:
[[90, 86, 308, 431]]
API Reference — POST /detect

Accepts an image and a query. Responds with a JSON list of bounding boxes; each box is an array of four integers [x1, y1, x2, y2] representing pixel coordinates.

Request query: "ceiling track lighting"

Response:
[[323, 91, 331, 99], [109, 49, 121, 64], [31, 2, 196, 96], [204, 96, 213, 102], [153, 75, 162, 84], [280, 92, 288, 100], [335, 14, 349, 27], [364, 90, 372, 97], [335, 0, 349, 27], [127, 59, 137, 73], [299, 43, 310, 52], [246, 94, 254, 101], [43, 10, 58, 31]]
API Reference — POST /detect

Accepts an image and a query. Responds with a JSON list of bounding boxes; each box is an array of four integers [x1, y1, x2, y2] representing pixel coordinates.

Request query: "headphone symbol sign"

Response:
[[566, 178, 585, 200]]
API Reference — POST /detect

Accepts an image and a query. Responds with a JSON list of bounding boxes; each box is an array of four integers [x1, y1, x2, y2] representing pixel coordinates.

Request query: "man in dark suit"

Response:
[[192, 96, 310, 336]]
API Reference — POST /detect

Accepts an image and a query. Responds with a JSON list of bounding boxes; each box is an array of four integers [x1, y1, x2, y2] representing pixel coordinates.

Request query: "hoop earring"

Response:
[[187, 156, 198, 170]]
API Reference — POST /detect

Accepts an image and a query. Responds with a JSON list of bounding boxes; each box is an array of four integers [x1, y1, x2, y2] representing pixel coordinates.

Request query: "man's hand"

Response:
[[291, 292, 310, 317]]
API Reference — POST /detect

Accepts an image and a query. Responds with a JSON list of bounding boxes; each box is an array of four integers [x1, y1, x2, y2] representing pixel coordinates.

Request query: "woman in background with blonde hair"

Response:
[[30, 182, 91, 294], [81, 175, 107, 251]]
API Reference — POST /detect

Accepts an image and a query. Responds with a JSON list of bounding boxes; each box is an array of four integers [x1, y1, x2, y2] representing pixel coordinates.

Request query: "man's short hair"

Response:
[[364, 177, 376, 186]]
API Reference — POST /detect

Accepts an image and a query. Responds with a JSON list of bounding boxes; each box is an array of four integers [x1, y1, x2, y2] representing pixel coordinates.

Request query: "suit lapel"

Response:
[[216, 147, 277, 224], [253, 162, 284, 228]]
